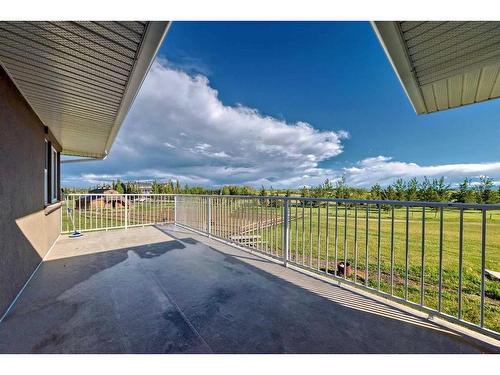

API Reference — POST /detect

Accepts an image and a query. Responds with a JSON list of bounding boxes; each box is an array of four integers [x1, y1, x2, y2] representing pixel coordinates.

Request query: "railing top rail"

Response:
[[64, 193, 175, 197], [64, 193, 500, 210]]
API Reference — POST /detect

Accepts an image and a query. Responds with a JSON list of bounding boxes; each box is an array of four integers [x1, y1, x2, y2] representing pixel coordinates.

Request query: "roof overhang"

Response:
[[0, 21, 170, 158], [372, 21, 500, 114]]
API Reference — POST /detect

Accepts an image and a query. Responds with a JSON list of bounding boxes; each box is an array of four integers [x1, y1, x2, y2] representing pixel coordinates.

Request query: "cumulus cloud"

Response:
[[62, 60, 348, 187], [344, 156, 500, 187]]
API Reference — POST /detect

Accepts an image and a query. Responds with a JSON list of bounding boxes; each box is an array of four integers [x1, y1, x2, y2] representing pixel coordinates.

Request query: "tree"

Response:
[[166, 180, 174, 194], [393, 178, 406, 201], [114, 178, 124, 194], [418, 177, 432, 201], [335, 176, 350, 199], [382, 185, 397, 201], [259, 185, 268, 205], [125, 181, 139, 194], [406, 178, 419, 201], [475, 176, 496, 204], [313, 178, 335, 198], [151, 179, 160, 194], [370, 183, 382, 200], [433, 177, 450, 202], [454, 178, 474, 203]]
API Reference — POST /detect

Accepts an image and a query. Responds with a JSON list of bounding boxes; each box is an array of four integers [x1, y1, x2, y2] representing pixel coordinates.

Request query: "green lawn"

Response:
[[255, 203, 500, 332]]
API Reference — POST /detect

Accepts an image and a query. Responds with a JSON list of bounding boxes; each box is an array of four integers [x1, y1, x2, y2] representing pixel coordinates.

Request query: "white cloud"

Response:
[[344, 156, 500, 187], [62, 60, 348, 188]]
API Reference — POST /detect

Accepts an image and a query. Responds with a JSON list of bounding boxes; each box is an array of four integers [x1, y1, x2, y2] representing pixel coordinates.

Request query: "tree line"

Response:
[[299, 176, 499, 204], [64, 176, 500, 205]]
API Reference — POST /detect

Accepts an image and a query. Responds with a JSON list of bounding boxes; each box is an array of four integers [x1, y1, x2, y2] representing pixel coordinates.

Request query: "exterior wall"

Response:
[[0, 65, 62, 317]]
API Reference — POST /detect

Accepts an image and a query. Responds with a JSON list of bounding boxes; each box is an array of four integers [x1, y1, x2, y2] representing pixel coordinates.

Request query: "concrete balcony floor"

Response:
[[0, 225, 497, 354]]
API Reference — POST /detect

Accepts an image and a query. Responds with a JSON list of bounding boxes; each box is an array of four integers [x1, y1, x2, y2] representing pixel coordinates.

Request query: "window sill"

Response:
[[44, 201, 62, 215]]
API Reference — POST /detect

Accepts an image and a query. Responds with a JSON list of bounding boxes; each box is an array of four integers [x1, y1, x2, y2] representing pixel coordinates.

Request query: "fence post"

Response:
[[174, 195, 177, 224], [124, 195, 128, 229], [283, 198, 289, 267], [207, 196, 212, 237]]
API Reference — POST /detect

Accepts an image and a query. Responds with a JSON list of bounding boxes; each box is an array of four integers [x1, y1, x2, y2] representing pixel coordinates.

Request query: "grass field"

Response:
[[60, 197, 500, 333], [253, 203, 500, 333]]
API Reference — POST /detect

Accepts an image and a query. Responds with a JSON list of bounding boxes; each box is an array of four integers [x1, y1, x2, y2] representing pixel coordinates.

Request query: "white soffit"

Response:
[[372, 21, 500, 114], [0, 21, 170, 157]]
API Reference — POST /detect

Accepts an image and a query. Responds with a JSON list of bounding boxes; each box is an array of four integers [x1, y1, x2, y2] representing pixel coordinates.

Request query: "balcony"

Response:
[[0, 194, 498, 353]]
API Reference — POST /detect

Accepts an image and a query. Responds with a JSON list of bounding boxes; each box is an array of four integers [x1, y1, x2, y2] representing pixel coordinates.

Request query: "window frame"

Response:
[[44, 139, 60, 206], [51, 145, 58, 203]]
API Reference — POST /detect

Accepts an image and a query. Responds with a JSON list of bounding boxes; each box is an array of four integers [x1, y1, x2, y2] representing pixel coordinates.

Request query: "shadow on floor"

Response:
[[0, 225, 495, 354]]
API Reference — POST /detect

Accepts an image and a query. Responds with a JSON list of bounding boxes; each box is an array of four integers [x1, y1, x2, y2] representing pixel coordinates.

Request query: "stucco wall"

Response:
[[0, 65, 62, 317]]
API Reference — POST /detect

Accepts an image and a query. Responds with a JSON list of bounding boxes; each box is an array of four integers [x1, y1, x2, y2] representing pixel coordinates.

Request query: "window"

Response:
[[44, 140, 48, 205], [51, 146, 58, 203], [44, 139, 60, 205]]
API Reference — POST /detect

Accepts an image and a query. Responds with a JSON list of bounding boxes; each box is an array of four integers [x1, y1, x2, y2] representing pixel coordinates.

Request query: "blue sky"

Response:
[[62, 21, 500, 188]]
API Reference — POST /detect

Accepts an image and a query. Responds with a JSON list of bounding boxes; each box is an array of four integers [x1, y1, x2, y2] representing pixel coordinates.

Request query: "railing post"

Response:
[[207, 196, 212, 237], [124, 194, 128, 229], [174, 195, 177, 224], [283, 198, 289, 267]]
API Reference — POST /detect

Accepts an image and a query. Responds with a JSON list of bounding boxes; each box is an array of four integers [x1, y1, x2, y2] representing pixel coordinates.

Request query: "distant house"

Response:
[[138, 184, 152, 195], [76, 189, 127, 210]]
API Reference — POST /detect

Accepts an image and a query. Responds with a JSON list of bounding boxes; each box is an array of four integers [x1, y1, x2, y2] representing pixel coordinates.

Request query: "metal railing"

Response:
[[61, 194, 175, 233], [61, 193, 500, 338], [174, 195, 500, 339]]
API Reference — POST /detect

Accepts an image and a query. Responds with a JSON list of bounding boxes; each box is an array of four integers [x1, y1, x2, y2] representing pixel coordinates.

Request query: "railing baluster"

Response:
[[91, 194, 94, 230], [276, 200, 279, 256], [438, 206, 444, 312], [459, 209, 464, 321], [254, 198, 257, 248], [317, 204, 321, 271], [265, 199, 269, 254], [222, 197, 227, 239], [334, 203, 338, 277], [365, 204, 369, 287], [344, 204, 348, 280], [283, 199, 289, 266], [420, 206, 426, 306], [481, 209, 486, 328], [227, 197, 230, 240], [302, 200, 305, 265], [207, 196, 211, 236], [270, 200, 273, 255], [405, 206, 409, 301], [354, 204, 358, 284], [390, 206, 394, 295], [85, 195, 87, 231], [326, 202, 330, 274], [125, 195, 128, 229], [377, 205, 381, 291], [295, 200, 299, 263], [98, 194, 101, 229], [309, 201, 313, 268]]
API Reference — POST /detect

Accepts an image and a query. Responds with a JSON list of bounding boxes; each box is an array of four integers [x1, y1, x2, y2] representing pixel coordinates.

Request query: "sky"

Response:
[[62, 21, 500, 189]]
